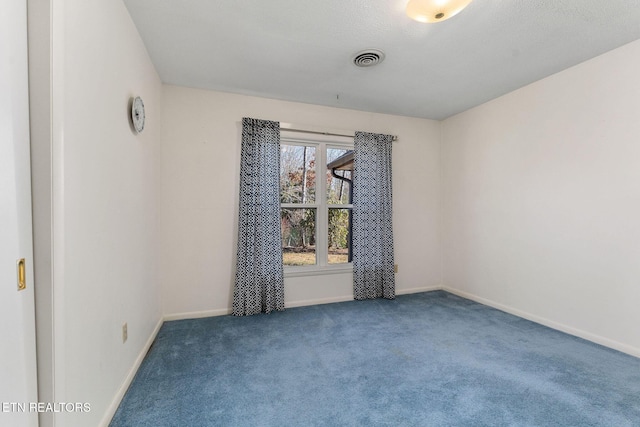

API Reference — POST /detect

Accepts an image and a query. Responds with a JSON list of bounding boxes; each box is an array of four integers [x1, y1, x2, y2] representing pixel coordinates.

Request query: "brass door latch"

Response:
[[17, 258, 26, 291]]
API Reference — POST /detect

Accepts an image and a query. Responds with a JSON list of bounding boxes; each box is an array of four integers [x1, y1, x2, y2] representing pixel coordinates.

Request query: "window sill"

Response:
[[284, 264, 353, 278]]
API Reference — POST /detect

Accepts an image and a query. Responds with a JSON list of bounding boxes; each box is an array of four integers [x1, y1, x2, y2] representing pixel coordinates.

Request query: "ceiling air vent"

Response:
[[352, 49, 385, 67]]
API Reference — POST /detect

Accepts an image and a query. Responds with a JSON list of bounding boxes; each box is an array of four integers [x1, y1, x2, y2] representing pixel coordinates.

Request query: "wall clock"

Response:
[[131, 96, 145, 133]]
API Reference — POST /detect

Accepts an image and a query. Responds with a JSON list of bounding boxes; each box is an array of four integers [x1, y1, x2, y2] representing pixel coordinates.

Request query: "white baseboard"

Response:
[[165, 286, 445, 320], [164, 308, 231, 321], [396, 285, 442, 295], [167, 297, 356, 318], [99, 316, 164, 427], [285, 295, 354, 308], [442, 286, 640, 359], [285, 285, 444, 308]]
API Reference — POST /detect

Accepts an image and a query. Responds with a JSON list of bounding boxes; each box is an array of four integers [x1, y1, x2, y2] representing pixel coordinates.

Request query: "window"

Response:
[[280, 139, 353, 273]]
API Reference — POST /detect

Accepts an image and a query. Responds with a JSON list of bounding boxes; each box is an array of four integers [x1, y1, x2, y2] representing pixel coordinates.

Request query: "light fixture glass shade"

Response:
[[406, 0, 473, 23]]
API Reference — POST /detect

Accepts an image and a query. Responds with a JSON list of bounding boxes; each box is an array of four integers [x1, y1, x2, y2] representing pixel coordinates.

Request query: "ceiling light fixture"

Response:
[[406, 0, 473, 23]]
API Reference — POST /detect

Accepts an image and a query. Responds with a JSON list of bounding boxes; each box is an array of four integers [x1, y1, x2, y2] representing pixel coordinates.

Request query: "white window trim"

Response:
[[281, 136, 354, 276]]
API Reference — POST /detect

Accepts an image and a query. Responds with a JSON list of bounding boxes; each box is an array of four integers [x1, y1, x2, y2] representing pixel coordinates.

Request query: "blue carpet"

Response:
[[110, 291, 640, 426]]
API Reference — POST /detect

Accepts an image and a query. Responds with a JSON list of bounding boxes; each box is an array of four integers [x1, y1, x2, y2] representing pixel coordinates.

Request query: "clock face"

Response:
[[131, 96, 145, 133]]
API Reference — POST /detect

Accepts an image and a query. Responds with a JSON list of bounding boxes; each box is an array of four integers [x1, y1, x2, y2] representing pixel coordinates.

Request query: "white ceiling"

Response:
[[123, 0, 640, 120]]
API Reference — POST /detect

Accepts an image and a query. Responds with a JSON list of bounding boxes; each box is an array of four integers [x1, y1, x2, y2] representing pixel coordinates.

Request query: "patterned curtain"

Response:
[[232, 118, 285, 316], [352, 131, 395, 300]]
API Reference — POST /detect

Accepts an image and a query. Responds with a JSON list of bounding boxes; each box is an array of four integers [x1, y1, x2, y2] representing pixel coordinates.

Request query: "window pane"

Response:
[[280, 144, 316, 204], [281, 208, 316, 266], [328, 208, 350, 264], [326, 148, 352, 205]]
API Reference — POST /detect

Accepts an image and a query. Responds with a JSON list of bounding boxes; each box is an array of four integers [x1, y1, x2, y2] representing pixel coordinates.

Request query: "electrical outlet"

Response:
[[394, 264, 398, 273], [122, 323, 128, 343]]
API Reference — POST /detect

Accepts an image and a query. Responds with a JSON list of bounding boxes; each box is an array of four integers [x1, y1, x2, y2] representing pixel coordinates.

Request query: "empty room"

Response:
[[2, 0, 640, 426]]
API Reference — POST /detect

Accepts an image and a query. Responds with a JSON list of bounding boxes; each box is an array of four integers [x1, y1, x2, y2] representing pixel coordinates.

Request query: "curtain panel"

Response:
[[232, 118, 285, 316], [352, 131, 395, 300]]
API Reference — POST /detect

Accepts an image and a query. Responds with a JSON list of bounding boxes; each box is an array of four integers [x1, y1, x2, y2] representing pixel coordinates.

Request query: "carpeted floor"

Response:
[[109, 291, 640, 426]]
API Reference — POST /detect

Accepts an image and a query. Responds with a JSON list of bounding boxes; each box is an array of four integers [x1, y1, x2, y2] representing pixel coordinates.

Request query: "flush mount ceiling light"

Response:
[[406, 0, 473, 23]]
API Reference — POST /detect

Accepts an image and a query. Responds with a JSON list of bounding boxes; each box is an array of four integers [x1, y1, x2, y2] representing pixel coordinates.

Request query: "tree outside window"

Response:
[[280, 142, 353, 268]]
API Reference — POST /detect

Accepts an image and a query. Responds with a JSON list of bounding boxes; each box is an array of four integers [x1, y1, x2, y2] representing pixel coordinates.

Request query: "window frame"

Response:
[[280, 136, 354, 277]]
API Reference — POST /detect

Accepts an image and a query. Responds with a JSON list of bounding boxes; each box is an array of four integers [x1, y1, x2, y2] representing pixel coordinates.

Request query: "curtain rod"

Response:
[[281, 126, 398, 142]]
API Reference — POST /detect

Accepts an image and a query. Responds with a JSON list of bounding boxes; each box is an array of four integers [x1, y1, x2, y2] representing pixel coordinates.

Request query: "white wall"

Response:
[[442, 39, 640, 356], [49, 0, 163, 425], [28, 1, 55, 425], [160, 86, 441, 317]]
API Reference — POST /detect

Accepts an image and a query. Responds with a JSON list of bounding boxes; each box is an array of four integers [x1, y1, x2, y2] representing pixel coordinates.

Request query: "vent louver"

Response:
[[352, 49, 385, 67]]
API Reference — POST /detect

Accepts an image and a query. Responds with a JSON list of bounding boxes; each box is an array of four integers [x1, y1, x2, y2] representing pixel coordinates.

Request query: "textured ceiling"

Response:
[[123, 0, 640, 120]]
